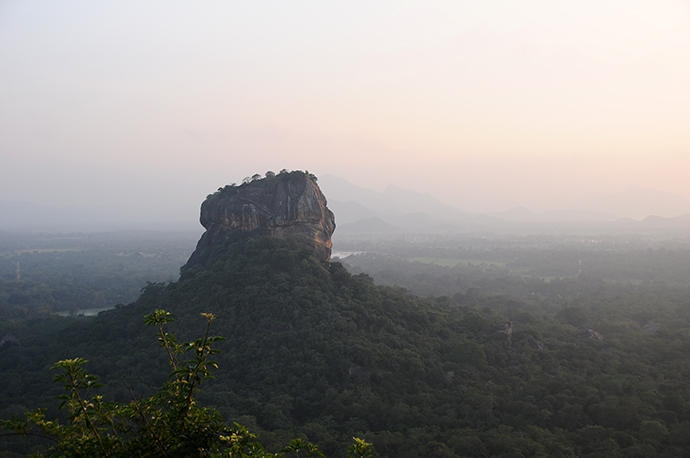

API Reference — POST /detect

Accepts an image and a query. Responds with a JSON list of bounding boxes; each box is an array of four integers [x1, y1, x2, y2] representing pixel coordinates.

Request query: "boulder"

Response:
[[186, 171, 335, 267]]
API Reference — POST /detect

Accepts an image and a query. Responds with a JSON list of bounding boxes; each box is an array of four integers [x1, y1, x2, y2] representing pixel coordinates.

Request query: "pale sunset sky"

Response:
[[1, 1, 689, 223]]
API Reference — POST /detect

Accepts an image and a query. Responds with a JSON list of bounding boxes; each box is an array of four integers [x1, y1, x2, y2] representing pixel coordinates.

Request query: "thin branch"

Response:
[[125, 383, 169, 457]]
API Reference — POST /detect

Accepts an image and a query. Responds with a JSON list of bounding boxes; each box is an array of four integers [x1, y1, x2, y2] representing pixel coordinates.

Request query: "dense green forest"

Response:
[[0, 231, 197, 318], [2, 233, 690, 456]]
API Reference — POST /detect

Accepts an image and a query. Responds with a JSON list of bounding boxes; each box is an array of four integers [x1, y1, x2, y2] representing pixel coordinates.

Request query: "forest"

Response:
[[5, 0, 690, 455], [0, 231, 197, 318], [1, 231, 690, 456]]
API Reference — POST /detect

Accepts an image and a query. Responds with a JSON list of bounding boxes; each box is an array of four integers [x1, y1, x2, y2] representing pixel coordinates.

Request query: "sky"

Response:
[[1, 0, 689, 226]]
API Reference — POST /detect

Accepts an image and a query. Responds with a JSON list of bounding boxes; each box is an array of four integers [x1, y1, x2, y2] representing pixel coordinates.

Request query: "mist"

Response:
[[5, 3, 690, 455], [2, 0, 690, 233]]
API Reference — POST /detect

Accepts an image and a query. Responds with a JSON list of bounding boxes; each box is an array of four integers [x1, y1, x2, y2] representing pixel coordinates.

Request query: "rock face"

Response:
[[186, 171, 335, 267]]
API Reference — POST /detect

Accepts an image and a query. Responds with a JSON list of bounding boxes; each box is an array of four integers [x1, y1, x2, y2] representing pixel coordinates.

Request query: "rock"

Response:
[[186, 171, 335, 266]]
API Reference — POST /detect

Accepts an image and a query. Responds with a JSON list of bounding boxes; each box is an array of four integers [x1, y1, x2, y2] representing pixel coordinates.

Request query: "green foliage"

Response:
[[4, 234, 690, 455], [1, 311, 371, 457], [0, 231, 194, 318], [348, 437, 373, 458], [204, 170, 318, 204]]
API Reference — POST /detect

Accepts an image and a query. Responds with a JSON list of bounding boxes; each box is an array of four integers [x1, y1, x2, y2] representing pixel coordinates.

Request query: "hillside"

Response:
[[2, 172, 690, 456]]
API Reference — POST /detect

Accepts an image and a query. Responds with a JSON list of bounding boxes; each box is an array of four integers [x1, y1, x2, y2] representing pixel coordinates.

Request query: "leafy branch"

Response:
[[1, 310, 373, 457]]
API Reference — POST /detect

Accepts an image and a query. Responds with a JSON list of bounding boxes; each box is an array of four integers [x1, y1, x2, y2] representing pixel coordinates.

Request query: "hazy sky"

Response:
[[2, 0, 689, 223]]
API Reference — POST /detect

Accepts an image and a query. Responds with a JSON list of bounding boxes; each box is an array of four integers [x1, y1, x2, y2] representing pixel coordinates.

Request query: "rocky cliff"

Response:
[[185, 171, 335, 267]]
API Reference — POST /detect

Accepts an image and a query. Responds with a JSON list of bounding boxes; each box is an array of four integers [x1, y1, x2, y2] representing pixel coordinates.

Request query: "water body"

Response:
[[331, 250, 364, 259], [55, 306, 114, 317]]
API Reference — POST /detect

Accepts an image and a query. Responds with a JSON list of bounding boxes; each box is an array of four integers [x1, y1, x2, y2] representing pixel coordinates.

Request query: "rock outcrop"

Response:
[[185, 171, 335, 267]]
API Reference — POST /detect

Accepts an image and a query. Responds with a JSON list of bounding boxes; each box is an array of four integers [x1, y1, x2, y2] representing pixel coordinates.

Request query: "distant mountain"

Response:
[[612, 213, 690, 233], [319, 175, 460, 223], [324, 200, 376, 226], [489, 206, 534, 221], [336, 216, 400, 234], [321, 175, 690, 236], [497, 188, 690, 222], [319, 175, 499, 233]]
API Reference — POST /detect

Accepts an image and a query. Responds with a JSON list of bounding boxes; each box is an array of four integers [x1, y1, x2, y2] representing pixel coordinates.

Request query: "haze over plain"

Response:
[[1, 1, 689, 228]]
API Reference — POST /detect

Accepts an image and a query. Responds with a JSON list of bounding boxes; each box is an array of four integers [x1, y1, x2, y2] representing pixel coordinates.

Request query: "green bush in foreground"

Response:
[[1, 310, 373, 457]]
